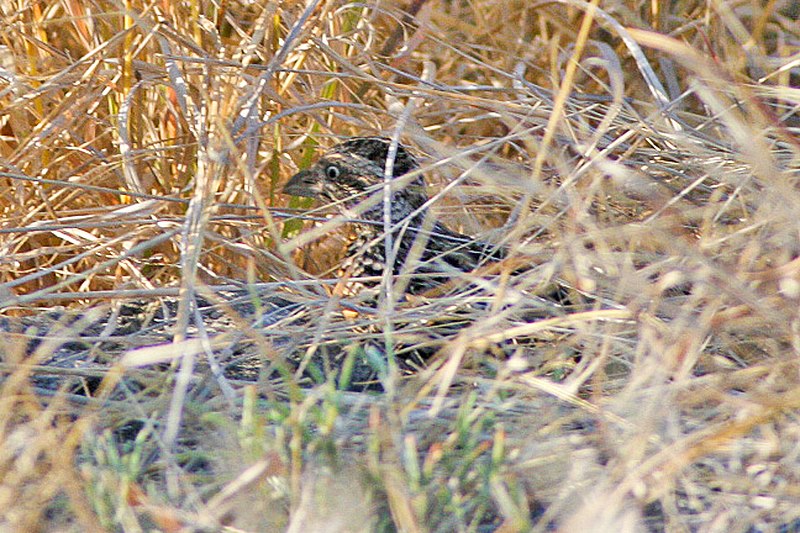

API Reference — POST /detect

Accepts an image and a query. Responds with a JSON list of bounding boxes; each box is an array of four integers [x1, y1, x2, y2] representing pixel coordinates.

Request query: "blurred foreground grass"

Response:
[[1, 1, 800, 531]]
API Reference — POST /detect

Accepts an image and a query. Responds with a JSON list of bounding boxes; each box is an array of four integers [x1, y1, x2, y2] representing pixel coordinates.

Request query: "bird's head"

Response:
[[283, 137, 428, 221]]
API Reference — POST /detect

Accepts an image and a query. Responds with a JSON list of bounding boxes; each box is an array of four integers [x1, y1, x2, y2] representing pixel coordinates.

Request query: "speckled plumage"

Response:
[[284, 137, 505, 293]]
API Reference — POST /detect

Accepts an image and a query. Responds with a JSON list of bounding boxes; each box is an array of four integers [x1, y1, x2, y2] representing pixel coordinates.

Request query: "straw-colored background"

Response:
[[1, 1, 799, 530]]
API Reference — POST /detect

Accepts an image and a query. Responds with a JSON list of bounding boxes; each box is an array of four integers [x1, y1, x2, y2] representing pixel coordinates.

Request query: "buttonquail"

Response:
[[283, 137, 505, 294]]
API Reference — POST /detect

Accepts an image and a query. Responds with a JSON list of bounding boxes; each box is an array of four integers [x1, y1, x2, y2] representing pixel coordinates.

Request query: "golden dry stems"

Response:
[[0, 0, 799, 530]]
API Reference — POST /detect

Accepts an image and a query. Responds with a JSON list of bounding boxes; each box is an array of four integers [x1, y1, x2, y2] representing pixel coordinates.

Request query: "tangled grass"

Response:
[[1, 0, 800, 531]]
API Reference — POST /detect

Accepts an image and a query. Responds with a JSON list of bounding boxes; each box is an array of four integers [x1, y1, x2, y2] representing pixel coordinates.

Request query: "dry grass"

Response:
[[2, 0, 800, 531]]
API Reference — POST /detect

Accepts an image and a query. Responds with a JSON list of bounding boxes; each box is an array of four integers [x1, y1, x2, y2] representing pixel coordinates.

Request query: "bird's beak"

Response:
[[283, 169, 320, 198]]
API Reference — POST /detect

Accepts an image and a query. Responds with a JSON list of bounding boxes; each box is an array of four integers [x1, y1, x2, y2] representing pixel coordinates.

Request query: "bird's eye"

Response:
[[325, 165, 340, 179]]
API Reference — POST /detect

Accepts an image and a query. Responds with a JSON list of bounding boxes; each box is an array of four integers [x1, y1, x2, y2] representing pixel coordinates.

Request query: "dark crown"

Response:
[[327, 137, 419, 178]]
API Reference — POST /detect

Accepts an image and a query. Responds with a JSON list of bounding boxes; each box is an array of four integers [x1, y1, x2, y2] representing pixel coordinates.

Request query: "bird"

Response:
[[283, 137, 506, 295]]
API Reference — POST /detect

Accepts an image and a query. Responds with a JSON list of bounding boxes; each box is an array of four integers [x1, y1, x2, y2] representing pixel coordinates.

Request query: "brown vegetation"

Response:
[[1, 0, 799, 531]]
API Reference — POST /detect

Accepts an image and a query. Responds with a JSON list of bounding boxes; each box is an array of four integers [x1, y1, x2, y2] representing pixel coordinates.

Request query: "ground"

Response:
[[1, 1, 800, 531]]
